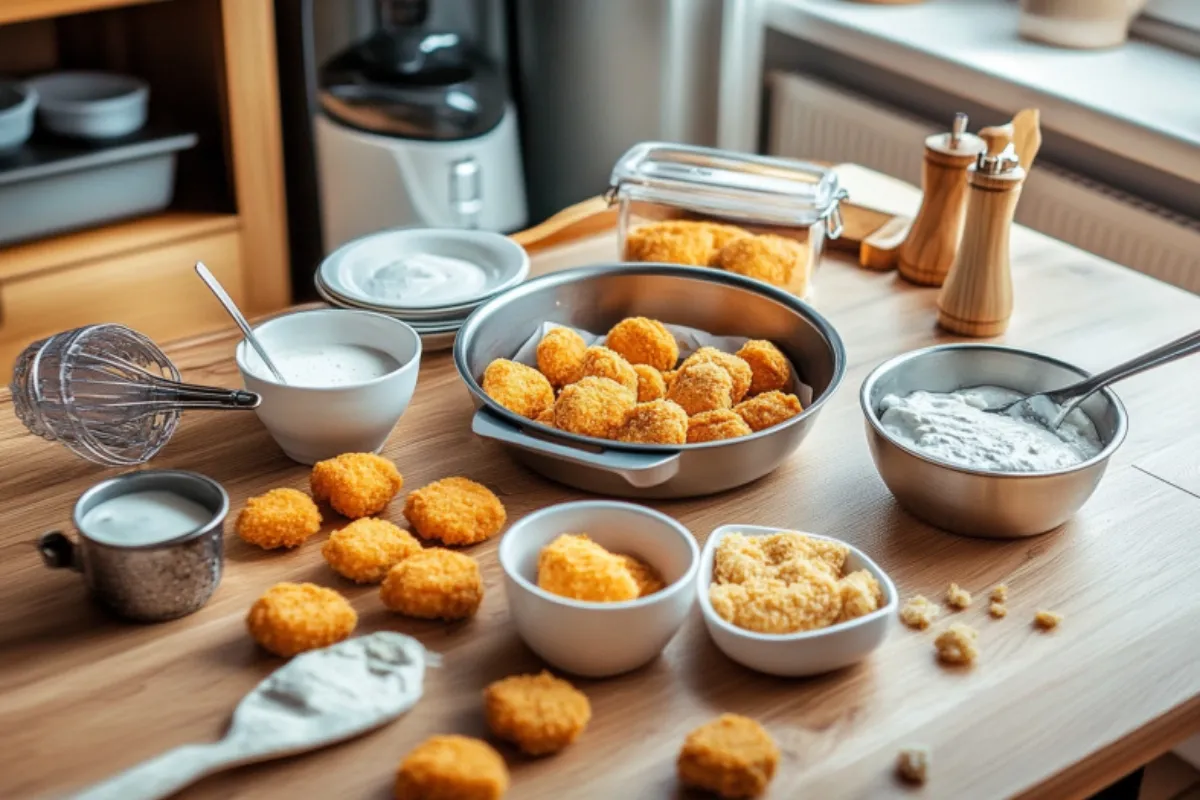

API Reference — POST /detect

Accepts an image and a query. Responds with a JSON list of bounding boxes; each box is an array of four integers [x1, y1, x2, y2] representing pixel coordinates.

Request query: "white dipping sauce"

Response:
[[362, 253, 488, 306], [81, 490, 212, 546], [260, 344, 400, 388], [879, 386, 1103, 473]]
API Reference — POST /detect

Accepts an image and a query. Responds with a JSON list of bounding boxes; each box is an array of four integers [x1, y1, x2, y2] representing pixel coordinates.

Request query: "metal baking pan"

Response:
[[0, 128, 197, 245], [454, 264, 846, 498]]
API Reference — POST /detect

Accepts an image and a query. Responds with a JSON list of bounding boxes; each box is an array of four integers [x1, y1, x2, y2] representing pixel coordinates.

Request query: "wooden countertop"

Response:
[[2, 192, 1199, 799]]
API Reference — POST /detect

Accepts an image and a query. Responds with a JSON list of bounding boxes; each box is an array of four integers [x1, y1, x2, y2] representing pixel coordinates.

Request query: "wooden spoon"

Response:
[[509, 196, 615, 253]]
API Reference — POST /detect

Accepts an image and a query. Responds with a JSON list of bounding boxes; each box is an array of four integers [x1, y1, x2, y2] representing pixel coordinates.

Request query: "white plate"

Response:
[[315, 274, 485, 320], [315, 281, 461, 350], [319, 228, 529, 311]]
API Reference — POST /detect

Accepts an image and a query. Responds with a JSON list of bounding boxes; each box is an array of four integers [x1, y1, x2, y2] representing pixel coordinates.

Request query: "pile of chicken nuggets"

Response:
[[481, 315, 804, 446]]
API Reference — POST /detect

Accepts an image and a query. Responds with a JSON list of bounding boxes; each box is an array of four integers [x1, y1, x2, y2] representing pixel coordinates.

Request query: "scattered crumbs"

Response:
[[1034, 610, 1063, 630], [896, 746, 930, 785], [934, 623, 979, 666], [988, 602, 1008, 619], [945, 583, 972, 610], [990, 584, 1008, 603], [899, 595, 940, 630]]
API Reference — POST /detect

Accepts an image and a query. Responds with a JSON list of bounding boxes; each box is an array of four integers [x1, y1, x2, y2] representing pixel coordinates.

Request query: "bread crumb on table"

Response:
[[899, 595, 940, 630], [934, 623, 980, 666], [990, 584, 1008, 603], [988, 602, 1008, 619], [896, 746, 930, 785], [945, 582, 972, 610], [1034, 610, 1063, 630]]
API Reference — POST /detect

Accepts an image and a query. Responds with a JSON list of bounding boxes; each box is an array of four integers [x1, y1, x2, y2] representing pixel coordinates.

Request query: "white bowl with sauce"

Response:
[[236, 309, 421, 464]]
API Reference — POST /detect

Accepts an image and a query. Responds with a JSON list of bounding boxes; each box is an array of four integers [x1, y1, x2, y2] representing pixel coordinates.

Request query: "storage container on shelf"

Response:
[[606, 142, 848, 300]]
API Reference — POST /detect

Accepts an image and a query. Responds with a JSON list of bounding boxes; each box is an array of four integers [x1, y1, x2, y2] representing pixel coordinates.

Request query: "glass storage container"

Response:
[[607, 142, 847, 300]]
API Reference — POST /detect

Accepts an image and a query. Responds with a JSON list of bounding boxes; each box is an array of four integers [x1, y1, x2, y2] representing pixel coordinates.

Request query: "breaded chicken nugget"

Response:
[[663, 369, 678, 387], [633, 364, 667, 402], [580, 346, 638, 395], [617, 554, 666, 597], [404, 477, 506, 545], [700, 222, 754, 254], [321, 518, 421, 583], [394, 735, 508, 800], [837, 569, 884, 622], [605, 317, 679, 371], [667, 362, 734, 416], [236, 487, 322, 549], [311, 452, 403, 519], [538, 533, 638, 603], [617, 399, 688, 445], [534, 406, 556, 427], [554, 377, 635, 439], [246, 582, 357, 657], [484, 671, 592, 755], [677, 714, 779, 799], [687, 409, 752, 443], [680, 347, 753, 402], [536, 327, 587, 389], [717, 234, 810, 296], [624, 221, 714, 266], [381, 548, 483, 620], [482, 358, 554, 420], [735, 340, 791, 396], [734, 391, 803, 432], [709, 562, 842, 634]]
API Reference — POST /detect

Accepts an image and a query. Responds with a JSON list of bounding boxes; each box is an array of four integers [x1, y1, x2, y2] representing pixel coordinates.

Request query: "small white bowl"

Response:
[[27, 71, 149, 139], [498, 501, 700, 678], [235, 309, 421, 464], [698, 525, 897, 677]]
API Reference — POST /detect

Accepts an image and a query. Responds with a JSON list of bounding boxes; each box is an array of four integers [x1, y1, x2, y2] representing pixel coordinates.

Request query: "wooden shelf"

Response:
[[0, 0, 165, 26]]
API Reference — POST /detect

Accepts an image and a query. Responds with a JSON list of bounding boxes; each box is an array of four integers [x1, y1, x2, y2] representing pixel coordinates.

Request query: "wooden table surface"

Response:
[[2, 192, 1199, 799]]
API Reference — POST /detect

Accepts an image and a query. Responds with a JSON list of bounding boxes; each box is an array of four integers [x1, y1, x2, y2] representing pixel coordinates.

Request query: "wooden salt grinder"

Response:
[[937, 147, 1026, 337], [898, 113, 985, 286]]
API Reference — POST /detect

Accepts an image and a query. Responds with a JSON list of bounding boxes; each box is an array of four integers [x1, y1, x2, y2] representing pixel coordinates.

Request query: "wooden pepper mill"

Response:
[[937, 146, 1026, 337], [898, 113, 985, 286]]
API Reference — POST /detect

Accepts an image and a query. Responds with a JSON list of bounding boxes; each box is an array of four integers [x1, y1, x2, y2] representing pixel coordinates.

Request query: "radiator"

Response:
[[766, 71, 1200, 294]]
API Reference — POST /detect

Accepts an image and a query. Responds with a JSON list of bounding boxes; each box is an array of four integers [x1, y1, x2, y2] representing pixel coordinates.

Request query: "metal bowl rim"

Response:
[[71, 469, 230, 551]]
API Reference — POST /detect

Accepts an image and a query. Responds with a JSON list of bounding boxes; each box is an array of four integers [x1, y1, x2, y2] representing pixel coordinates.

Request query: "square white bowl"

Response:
[[498, 501, 699, 678], [697, 525, 897, 677]]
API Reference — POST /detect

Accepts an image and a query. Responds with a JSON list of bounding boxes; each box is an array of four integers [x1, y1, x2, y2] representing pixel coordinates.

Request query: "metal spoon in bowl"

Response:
[[194, 262, 288, 384], [987, 328, 1200, 429]]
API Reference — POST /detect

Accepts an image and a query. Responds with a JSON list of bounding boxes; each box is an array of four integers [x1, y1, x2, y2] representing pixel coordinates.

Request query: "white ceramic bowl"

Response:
[[27, 71, 149, 139], [499, 501, 700, 678], [235, 309, 421, 464], [698, 525, 897, 677]]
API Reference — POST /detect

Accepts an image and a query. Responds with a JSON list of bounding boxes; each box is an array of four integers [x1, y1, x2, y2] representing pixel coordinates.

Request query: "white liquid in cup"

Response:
[[250, 343, 400, 388], [80, 490, 213, 546]]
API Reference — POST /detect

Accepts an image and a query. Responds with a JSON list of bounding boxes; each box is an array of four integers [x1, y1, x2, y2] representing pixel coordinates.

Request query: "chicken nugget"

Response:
[[605, 317, 679, 371], [403, 477, 506, 546], [624, 221, 714, 266], [482, 358, 554, 419], [321, 518, 422, 583], [534, 406, 556, 427], [837, 569, 884, 622], [537, 533, 639, 603], [381, 548, 483, 620], [246, 582, 357, 657], [717, 234, 810, 296], [618, 399, 688, 445], [687, 409, 752, 443], [637, 220, 750, 262], [484, 671, 592, 756], [734, 391, 803, 433], [663, 369, 678, 388], [677, 714, 779, 799], [680, 347, 753, 402], [709, 562, 842, 634], [617, 553, 665, 596], [536, 327, 587, 389], [236, 487, 322, 549], [394, 735, 508, 800], [580, 346, 638, 395], [554, 376, 635, 439], [668, 362, 734, 416], [735, 340, 791, 396], [311, 452, 403, 519], [633, 364, 667, 402]]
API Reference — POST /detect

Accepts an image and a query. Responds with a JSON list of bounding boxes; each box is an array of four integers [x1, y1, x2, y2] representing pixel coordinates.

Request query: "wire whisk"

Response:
[[10, 324, 260, 466]]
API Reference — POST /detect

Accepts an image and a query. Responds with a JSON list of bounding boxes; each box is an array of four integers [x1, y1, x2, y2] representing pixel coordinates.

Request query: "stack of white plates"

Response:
[[315, 228, 530, 352]]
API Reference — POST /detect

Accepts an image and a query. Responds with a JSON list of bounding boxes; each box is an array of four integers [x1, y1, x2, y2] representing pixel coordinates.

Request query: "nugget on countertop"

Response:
[[679, 347, 753, 402], [554, 376, 636, 439], [899, 595, 940, 630], [934, 623, 979, 666], [990, 584, 1008, 603], [734, 391, 802, 432], [618, 553, 666, 597], [668, 362, 734, 416], [311, 452, 403, 519], [605, 316, 679, 371], [580, 345, 639, 395], [404, 477, 506, 545], [837, 569, 884, 622], [536, 326, 588, 389], [717, 234, 810, 296], [624, 221, 715, 266], [394, 735, 509, 800], [236, 487, 322, 549], [482, 358, 555, 419], [687, 409, 752, 443], [946, 582, 972, 610], [246, 582, 357, 657], [381, 548, 483, 620], [677, 714, 779, 799], [618, 399, 688, 445], [735, 340, 791, 396], [989, 602, 1008, 618], [633, 364, 667, 402], [1034, 609, 1063, 630], [484, 671, 592, 756], [709, 565, 842, 634], [896, 746, 930, 785], [321, 517, 421, 583], [537, 533, 639, 603]]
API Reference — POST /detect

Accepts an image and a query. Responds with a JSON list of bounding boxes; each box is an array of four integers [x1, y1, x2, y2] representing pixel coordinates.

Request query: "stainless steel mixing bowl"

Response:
[[455, 264, 846, 498], [860, 344, 1128, 538]]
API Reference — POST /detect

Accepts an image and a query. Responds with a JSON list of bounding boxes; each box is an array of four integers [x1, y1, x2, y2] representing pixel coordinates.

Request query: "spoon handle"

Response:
[[68, 741, 238, 800], [194, 262, 288, 384]]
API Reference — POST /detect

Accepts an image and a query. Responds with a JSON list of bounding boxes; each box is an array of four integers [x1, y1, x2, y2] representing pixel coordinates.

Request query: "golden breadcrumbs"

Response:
[[246, 582, 357, 658], [946, 582, 972, 610], [837, 569, 885, 623], [1034, 610, 1063, 630], [235, 487, 322, 549], [899, 595, 940, 630], [934, 623, 980, 666], [321, 517, 421, 583], [484, 671, 592, 755], [537, 534, 638, 603], [617, 553, 666, 597], [896, 746, 930, 785], [989, 602, 1008, 619], [380, 548, 483, 620], [394, 735, 508, 800], [990, 584, 1008, 603], [677, 714, 779, 799]]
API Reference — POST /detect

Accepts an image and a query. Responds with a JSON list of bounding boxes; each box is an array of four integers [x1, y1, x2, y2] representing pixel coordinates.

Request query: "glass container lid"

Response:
[[608, 142, 847, 227]]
